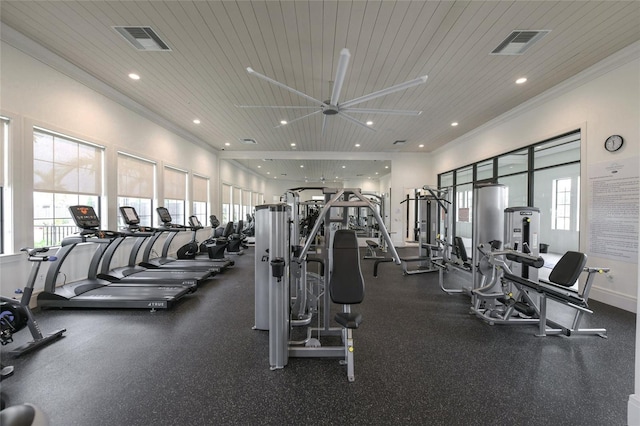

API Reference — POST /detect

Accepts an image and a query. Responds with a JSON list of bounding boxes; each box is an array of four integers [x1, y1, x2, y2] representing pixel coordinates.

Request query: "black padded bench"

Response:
[[502, 251, 607, 338], [363, 239, 384, 259]]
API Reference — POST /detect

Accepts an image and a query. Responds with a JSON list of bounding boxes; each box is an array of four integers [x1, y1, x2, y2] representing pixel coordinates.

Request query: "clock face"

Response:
[[605, 135, 623, 152]]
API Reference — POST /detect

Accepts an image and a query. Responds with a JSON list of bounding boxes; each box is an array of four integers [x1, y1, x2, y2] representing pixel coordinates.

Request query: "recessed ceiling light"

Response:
[[366, 121, 373, 126], [300, 165, 304, 168], [355, 143, 361, 147], [224, 142, 230, 146], [274, 176, 277, 179], [451, 122, 459, 127], [128, 73, 140, 80], [516, 77, 527, 84], [375, 172, 379, 175], [257, 165, 261, 168], [281, 120, 288, 125], [419, 144, 424, 148], [342, 165, 346, 169], [290, 143, 296, 147], [267, 172, 270, 175], [193, 119, 200, 124], [385, 166, 389, 169]]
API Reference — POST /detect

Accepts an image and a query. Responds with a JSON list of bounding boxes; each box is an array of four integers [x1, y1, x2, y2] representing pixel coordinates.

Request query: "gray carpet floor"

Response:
[[0, 246, 635, 425]]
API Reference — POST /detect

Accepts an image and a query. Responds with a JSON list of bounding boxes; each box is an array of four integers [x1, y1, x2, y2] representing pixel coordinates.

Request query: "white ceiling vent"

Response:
[[491, 30, 550, 55], [393, 140, 407, 146], [240, 138, 257, 145], [114, 27, 171, 51]]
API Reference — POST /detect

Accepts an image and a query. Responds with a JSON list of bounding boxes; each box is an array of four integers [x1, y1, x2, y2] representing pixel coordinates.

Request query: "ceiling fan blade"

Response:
[[337, 112, 376, 132], [247, 67, 326, 107], [321, 115, 327, 137], [274, 109, 322, 128], [340, 75, 428, 109], [330, 48, 350, 106], [343, 107, 423, 116], [235, 105, 319, 110]]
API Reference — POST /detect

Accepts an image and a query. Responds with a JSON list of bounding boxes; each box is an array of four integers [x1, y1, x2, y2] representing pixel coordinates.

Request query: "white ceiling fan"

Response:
[[238, 48, 428, 134]]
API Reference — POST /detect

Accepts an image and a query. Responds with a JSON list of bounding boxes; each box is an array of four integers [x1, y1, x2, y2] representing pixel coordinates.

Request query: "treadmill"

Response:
[[138, 207, 229, 273], [98, 216, 215, 291], [37, 205, 191, 310]]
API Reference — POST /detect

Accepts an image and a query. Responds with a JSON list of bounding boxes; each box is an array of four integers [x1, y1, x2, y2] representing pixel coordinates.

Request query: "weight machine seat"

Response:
[[503, 251, 588, 307], [330, 230, 364, 329], [365, 240, 378, 249], [335, 312, 363, 329]]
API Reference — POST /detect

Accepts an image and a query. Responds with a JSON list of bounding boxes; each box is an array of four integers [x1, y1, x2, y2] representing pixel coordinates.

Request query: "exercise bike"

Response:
[[0, 247, 66, 357]]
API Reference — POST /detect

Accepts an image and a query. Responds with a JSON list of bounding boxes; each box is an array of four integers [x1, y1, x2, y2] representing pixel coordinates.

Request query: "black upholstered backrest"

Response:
[[454, 236, 468, 262], [329, 230, 364, 305], [210, 215, 220, 228], [549, 251, 587, 287], [222, 222, 234, 237]]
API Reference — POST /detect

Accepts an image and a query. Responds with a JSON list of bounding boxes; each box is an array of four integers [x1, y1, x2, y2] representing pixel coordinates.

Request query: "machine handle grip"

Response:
[[373, 258, 394, 277]]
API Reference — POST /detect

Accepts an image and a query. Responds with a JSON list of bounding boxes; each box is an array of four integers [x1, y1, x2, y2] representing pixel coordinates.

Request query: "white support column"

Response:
[[630, 154, 640, 426]]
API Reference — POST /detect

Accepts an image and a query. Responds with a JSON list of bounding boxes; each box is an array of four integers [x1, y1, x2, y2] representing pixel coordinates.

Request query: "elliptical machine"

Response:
[[0, 248, 66, 357]]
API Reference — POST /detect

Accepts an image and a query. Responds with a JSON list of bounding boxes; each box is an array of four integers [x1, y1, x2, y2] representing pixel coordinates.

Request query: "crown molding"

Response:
[[1, 24, 218, 155], [434, 40, 640, 155]]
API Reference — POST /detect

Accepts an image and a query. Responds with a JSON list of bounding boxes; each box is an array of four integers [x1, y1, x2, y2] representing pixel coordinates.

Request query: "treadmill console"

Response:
[[189, 215, 203, 228], [69, 205, 100, 229], [156, 207, 173, 224], [120, 206, 140, 225]]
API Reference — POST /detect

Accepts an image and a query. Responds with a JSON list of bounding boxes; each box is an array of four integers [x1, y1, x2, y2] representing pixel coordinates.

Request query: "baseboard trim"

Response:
[[590, 286, 637, 313], [629, 394, 640, 426]]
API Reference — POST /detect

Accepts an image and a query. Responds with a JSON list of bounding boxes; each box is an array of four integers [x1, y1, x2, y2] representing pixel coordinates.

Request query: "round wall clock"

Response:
[[604, 135, 624, 152]]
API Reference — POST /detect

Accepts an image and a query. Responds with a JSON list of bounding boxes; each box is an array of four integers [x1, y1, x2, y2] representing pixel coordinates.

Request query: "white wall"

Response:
[[390, 153, 433, 246], [219, 159, 267, 212]]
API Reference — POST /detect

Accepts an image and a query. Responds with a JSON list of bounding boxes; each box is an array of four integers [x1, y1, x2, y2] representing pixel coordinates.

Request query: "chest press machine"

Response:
[[256, 188, 400, 382]]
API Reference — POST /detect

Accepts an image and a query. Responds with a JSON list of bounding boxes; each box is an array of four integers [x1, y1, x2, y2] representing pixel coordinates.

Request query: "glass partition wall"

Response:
[[438, 131, 581, 259]]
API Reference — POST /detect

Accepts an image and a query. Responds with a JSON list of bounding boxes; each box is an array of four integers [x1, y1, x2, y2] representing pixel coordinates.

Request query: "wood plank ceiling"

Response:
[[1, 1, 639, 183]]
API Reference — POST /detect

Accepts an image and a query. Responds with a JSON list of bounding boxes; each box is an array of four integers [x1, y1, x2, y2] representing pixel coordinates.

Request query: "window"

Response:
[[242, 189, 251, 222], [553, 178, 572, 230], [498, 148, 528, 176], [498, 173, 528, 208], [33, 128, 103, 247], [439, 130, 582, 255], [0, 117, 7, 253], [222, 183, 231, 224], [117, 153, 155, 226], [232, 187, 241, 223], [164, 166, 187, 225], [252, 192, 260, 210], [192, 174, 209, 225]]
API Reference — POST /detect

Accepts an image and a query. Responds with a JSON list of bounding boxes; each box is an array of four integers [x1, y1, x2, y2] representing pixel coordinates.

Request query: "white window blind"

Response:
[[252, 192, 260, 208], [222, 183, 231, 204], [0, 117, 7, 187], [233, 187, 241, 221], [193, 175, 209, 203], [164, 166, 187, 200], [33, 128, 103, 194], [242, 190, 251, 217], [117, 153, 155, 198]]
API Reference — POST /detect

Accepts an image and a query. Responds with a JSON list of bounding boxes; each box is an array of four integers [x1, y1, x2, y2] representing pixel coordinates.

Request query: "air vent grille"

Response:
[[393, 140, 407, 145], [113, 26, 171, 51], [491, 30, 550, 55], [240, 138, 257, 145]]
